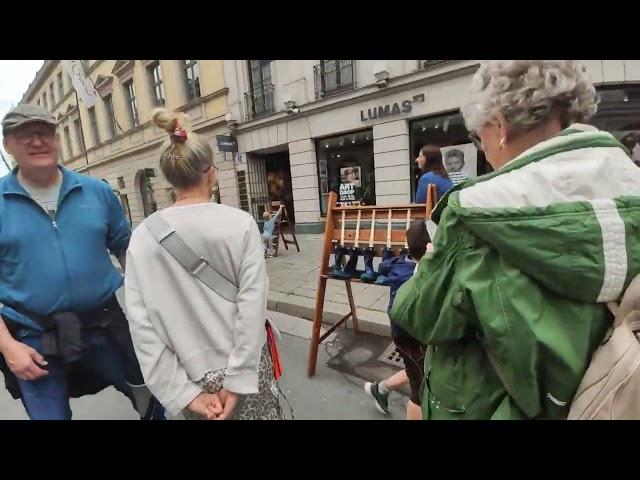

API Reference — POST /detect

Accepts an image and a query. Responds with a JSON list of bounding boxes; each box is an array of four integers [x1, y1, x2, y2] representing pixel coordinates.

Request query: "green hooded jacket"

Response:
[[390, 124, 640, 419]]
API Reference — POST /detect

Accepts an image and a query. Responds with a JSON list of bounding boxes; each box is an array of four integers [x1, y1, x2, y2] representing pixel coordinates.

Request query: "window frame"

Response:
[[63, 125, 73, 158], [103, 93, 117, 139], [88, 106, 100, 145], [147, 61, 165, 107], [57, 72, 64, 99], [247, 60, 273, 117], [123, 79, 139, 128], [319, 60, 354, 96], [73, 117, 84, 152], [182, 60, 201, 102]]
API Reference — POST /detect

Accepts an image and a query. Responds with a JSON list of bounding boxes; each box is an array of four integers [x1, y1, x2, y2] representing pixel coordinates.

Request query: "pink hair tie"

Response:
[[172, 126, 188, 142]]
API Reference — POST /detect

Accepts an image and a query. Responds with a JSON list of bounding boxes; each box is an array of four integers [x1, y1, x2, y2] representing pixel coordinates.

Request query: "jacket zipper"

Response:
[[11, 187, 78, 307], [50, 213, 73, 304]]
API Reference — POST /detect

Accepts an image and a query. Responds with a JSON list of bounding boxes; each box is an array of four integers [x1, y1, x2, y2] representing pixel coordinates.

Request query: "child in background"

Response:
[[262, 204, 284, 257], [364, 220, 431, 420]]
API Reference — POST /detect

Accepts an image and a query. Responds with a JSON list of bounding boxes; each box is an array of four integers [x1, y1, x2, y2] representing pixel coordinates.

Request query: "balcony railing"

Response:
[[314, 61, 355, 99], [244, 84, 275, 121], [421, 60, 455, 69]]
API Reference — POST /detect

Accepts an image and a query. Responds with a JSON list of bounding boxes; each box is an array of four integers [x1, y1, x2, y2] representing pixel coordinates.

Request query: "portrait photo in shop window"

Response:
[[621, 132, 640, 166], [335, 158, 366, 206], [440, 143, 478, 185], [340, 166, 361, 188]]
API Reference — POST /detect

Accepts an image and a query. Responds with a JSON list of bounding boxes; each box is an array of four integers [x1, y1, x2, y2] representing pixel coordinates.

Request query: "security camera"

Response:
[[375, 70, 390, 88], [284, 100, 299, 114]]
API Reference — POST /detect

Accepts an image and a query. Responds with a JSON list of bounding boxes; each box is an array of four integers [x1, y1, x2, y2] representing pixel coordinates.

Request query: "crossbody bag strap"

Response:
[[144, 212, 239, 303]]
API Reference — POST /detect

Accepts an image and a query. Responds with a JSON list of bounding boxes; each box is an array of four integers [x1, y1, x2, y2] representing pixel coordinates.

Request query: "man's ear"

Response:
[[3, 137, 11, 156]]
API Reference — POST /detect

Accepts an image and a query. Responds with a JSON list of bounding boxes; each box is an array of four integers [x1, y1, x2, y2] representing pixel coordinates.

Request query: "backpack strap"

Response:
[[143, 212, 239, 303], [609, 274, 640, 328]]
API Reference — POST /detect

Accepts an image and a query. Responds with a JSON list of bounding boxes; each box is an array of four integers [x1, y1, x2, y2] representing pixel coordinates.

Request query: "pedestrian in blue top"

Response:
[[0, 104, 164, 420], [414, 144, 454, 203], [262, 204, 284, 257]]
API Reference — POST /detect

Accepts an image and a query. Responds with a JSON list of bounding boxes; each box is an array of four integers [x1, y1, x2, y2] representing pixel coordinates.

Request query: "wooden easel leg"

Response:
[[345, 280, 359, 333], [307, 276, 328, 377], [292, 228, 301, 252]]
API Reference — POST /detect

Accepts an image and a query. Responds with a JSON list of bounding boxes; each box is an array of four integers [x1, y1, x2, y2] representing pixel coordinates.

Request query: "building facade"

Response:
[[19, 60, 228, 226], [16, 60, 640, 232], [220, 60, 640, 233]]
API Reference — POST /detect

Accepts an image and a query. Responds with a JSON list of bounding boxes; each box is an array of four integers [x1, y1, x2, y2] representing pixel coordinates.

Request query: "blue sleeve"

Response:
[[378, 257, 395, 276], [415, 173, 430, 204], [105, 187, 131, 257]]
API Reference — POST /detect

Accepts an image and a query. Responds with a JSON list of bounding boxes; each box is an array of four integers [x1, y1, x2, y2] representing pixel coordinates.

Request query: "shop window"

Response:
[[316, 129, 375, 215], [409, 111, 491, 202]]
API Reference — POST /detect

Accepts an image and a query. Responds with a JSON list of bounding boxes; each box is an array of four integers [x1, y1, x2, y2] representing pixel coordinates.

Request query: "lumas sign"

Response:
[[360, 94, 425, 122]]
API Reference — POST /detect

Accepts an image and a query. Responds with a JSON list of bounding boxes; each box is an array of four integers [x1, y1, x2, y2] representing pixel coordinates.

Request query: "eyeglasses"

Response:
[[13, 128, 56, 145], [468, 131, 484, 152]]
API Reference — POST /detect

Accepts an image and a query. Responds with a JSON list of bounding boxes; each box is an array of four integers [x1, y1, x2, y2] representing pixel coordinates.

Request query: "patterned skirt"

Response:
[[185, 344, 284, 420]]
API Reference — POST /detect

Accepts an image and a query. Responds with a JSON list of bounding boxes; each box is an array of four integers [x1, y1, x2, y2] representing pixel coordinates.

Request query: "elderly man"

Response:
[[0, 104, 164, 419]]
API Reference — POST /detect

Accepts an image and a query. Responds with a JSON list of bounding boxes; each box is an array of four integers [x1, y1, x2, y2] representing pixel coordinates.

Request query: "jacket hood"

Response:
[[437, 124, 640, 303]]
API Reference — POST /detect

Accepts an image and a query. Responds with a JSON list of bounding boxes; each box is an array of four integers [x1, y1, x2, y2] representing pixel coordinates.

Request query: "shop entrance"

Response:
[[246, 149, 295, 222]]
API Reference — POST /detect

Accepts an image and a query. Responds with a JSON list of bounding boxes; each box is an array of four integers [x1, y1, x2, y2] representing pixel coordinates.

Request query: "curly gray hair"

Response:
[[461, 60, 598, 133]]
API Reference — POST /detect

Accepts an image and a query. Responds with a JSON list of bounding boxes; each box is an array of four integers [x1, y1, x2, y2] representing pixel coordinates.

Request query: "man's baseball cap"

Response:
[[2, 104, 57, 135]]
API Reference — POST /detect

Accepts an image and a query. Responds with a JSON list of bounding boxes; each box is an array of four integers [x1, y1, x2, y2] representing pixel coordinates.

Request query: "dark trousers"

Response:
[[16, 328, 165, 420]]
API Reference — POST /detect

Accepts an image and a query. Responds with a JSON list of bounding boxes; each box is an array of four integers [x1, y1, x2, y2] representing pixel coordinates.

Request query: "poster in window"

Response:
[[440, 143, 477, 186], [340, 166, 361, 188], [319, 159, 328, 177], [339, 166, 362, 205]]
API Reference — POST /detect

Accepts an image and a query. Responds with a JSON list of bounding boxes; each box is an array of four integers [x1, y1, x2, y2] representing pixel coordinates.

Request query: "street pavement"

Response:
[[0, 309, 409, 420]]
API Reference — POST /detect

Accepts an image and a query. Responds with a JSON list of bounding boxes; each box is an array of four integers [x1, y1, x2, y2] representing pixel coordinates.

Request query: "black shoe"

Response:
[[364, 382, 390, 415]]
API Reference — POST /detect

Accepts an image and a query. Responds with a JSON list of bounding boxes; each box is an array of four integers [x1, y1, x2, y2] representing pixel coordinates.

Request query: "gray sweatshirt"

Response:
[[124, 202, 268, 417]]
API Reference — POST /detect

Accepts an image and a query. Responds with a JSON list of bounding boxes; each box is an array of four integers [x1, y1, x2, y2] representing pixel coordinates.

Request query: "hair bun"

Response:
[[151, 108, 187, 139]]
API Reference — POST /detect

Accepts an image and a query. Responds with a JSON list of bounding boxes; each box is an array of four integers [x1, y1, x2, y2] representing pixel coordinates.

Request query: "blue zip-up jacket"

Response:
[[0, 166, 130, 332], [377, 255, 417, 339]]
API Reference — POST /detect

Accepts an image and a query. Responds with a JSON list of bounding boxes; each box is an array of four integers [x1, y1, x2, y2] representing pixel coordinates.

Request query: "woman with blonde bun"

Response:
[[124, 108, 284, 420]]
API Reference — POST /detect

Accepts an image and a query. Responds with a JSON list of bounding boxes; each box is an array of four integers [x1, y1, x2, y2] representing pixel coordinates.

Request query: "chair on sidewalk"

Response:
[[270, 201, 300, 257]]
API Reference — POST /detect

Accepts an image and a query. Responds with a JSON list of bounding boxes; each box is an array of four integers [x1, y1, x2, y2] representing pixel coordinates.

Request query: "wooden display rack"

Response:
[[307, 185, 437, 377]]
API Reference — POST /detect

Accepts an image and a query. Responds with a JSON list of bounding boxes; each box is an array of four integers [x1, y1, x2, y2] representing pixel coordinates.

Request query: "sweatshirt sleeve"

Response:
[[223, 217, 268, 395], [124, 249, 203, 418]]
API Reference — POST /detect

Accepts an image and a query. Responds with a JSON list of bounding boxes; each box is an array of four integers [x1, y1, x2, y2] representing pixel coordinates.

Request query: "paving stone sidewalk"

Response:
[[265, 234, 391, 337]]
